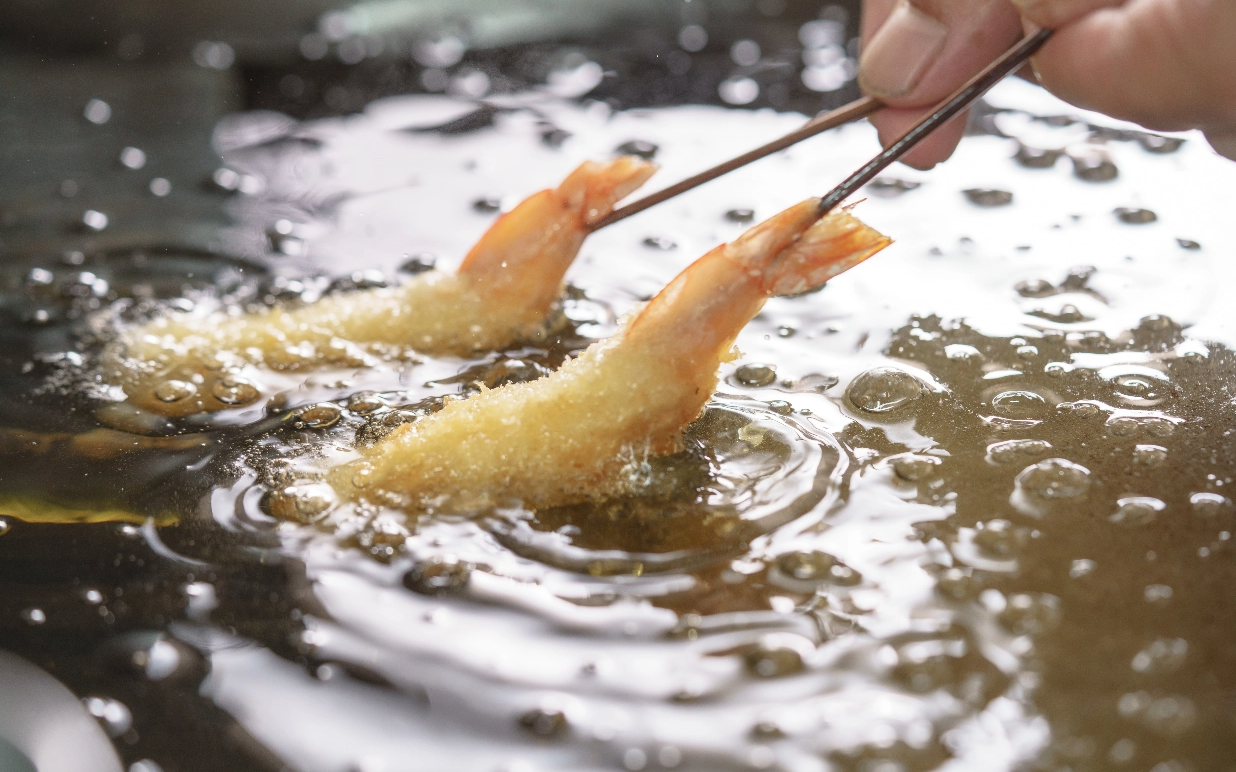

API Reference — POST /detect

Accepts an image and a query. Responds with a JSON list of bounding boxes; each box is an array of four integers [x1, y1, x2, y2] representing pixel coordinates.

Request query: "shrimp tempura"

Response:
[[106, 157, 657, 416], [336, 199, 891, 513]]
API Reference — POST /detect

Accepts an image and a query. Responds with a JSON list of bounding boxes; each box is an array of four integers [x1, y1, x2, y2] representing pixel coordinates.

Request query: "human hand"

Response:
[[857, 0, 1236, 167]]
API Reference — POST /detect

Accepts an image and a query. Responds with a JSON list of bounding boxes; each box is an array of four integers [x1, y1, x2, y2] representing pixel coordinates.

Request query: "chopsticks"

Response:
[[588, 96, 882, 231], [818, 28, 1053, 215], [589, 28, 1053, 231]]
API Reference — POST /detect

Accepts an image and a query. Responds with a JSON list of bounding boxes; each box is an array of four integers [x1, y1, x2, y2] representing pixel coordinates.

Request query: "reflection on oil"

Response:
[[2, 79, 1236, 772]]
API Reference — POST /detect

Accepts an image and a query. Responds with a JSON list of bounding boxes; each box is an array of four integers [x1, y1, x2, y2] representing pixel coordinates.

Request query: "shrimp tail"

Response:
[[456, 156, 657, 309], [764, 210, 893, 298], [557, 156, 660, 227]]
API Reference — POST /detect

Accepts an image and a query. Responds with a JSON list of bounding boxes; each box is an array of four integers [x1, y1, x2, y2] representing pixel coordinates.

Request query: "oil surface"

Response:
[[3, 75, 1236, 772]]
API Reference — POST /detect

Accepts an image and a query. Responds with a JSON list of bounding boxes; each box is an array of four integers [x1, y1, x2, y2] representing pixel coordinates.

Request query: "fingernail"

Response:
[[858, 1, 949, 98]]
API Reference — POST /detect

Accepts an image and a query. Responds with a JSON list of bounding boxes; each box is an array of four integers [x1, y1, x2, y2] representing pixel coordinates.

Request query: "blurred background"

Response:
[[0, 0, 864, 259]]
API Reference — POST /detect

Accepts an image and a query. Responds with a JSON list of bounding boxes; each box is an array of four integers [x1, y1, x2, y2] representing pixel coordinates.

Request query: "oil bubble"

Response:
[[999, 592, 1060, 635], [403, 556, 471, 595], [330, 270, 388, 293], [1144, 585, 1173, 604], [622, 748, 648, 770], [295, 404, 342, 429], [963, 188, 1013, 207], [154, 379, 196, 403], [351, 465, 374, 488], [892, 637, 967, 692], [846, 367, 924, 414], [350, 524, 409, 563], [1107, 417, 1139, 436], [867, 178, 921, 197], [1176, 238, 1201, 250], [718, 77, 759, 105], [26, 267, 54, 287], [81, 210, 109, 232], [100, 632, 209, 685], [1132, 444, 1167, 466], [988, 439, 1051, 464], [472, 196, 503, 213], [992, 390, 1048, 419], [734, 363, 777, 387], [1138, 134, 1185, 153], [212, 375, 259, 405], [83, 98, 111, 124], [1189, 492, 1229, 516], [1131, 638, 1188, 674], [1119, 692, 1195, 737], [944, 343, 981, 362], [519, 708, 568, 737], [725, 208, 755, 223], [774, 551, 861, 586], [1143, 418, 1176, 437], [751, 722, 786, 740], [1015, 144, 1062, 169], [936, 567, 978, 600], [891, 454, 941, 481], [1016, 345, 1039, 359], [744, 633, 813, 678], [21, 608, 46, 625], [1106, 368, 1172, 407], [265, 483, 337, 523], [1015, 278, 1054, 297], [1071, 150, 1118, 182], [399, 253, 437, 275], [766, 400, 793, 415], [1013, 458, 1091, 515], [975, 519, 1019, 558], [1110, 497, 1165, 525], [1115, 207, 1157, 224], [615, 140, 658, 160], [83, 696, 132, 737], [119, 146, 147, 170], [1044, 362, 1072, 378], [1070, 559, 1096, 578], [642, 236, 677, 251], [346, 391, 386, 413]]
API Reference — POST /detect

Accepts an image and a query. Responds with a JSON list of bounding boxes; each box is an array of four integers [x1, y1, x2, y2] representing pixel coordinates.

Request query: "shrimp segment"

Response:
[[107, 157, 657, 416], [338, 200, 891, 512]]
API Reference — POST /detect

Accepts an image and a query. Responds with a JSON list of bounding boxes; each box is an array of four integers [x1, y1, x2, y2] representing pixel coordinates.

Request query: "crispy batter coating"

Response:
[[338, 202, 891, 512], [104, 157, 657, 416]]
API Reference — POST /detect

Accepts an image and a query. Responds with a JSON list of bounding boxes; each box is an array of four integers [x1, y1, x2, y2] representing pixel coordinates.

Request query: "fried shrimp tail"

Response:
[[458, 156, 657, 315], [339, 200, 892, 512], [107, 157, 657, 416]]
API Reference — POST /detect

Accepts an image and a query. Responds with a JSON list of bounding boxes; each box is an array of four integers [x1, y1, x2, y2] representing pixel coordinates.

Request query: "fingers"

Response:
[[1010, 0, 1124, 29], [858, 0, 1024, 167], [1031, 0, 1236, 132], [858, 1, 949, 99], [859, 0, 1024, 103]]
